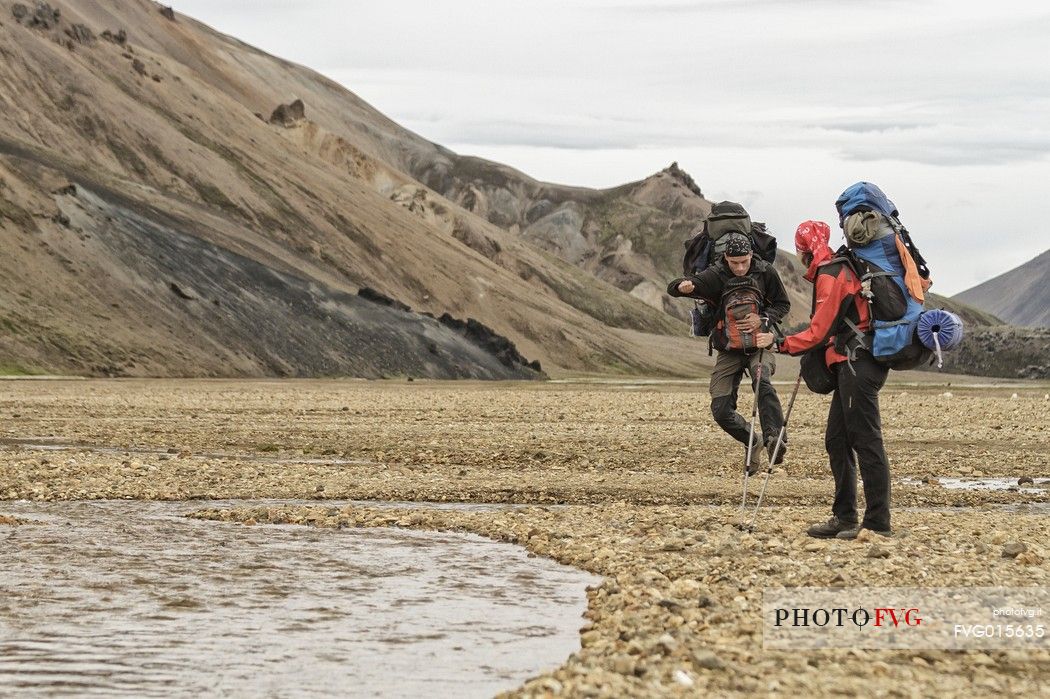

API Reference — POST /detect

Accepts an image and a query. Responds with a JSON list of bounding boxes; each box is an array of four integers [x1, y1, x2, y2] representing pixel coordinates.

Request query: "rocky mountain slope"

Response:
[[955, 249, 1050, 327], [0, 0, 707, 378], [938, 249, 1050, 379], [0, 0, 1025, 379], [934, 326, 1049, 379]]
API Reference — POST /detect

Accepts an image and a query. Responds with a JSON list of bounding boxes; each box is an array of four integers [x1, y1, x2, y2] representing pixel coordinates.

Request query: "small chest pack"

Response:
[[714, 276, 764, 352]]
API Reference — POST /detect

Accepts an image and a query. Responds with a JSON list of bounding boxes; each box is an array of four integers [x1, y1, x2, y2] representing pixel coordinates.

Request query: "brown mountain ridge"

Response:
[[0, 0, 1020, 378], [0, 0, 705, 377]]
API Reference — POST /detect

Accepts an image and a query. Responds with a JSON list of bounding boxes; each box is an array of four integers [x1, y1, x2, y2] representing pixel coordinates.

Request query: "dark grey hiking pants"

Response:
[[709, 349, 785, 449], [826, 350, 891, 530]]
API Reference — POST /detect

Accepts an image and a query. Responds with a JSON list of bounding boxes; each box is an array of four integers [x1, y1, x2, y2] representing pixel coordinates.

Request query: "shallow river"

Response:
[[0, 500, 598, 697]]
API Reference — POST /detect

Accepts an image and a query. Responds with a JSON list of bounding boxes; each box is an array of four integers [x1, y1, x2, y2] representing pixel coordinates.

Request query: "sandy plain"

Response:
[[2, 377, 1048, 696]]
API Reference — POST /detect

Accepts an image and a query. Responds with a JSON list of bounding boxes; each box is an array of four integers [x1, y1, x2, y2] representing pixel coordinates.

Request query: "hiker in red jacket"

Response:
[[756, 220, 892, 539]]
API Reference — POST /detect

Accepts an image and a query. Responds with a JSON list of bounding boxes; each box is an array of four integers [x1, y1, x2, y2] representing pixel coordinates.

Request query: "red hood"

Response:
[[803, 243, 833, 282]]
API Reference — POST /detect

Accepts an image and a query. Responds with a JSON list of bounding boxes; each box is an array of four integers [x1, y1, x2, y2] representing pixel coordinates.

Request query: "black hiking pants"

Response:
[[826, 350, 891, 531], [709, 349, 785, 450]]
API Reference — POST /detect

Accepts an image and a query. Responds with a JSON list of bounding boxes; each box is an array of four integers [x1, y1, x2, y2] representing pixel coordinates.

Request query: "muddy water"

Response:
[[0, 501, 598, 697], [901, 476, 1049, 494]]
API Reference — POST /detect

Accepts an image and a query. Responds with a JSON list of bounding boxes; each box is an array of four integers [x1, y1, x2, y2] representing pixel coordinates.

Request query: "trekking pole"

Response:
[[739, 348, 764, 526], [746, 373, 802, 532]]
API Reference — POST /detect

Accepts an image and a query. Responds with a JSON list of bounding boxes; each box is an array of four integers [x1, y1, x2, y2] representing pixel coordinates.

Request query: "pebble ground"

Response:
[[2, 378, 1048, 696]]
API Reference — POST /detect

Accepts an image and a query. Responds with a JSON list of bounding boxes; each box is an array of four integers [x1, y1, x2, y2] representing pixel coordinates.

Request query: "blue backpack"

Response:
[[835, 182, 966, 370], [834, 182, 932, 284], [835, 183, 934, 370], [845, 237, 933, 370]]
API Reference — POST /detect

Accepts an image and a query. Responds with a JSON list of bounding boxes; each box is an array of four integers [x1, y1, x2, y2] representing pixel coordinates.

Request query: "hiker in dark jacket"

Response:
[[667, 233, 791, 474], [756, 220, 892, 540]]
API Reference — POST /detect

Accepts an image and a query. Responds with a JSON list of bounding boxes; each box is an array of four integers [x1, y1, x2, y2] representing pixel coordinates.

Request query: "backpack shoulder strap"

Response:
[[817, 259, 865, 339], [816, 255, 857, 284]]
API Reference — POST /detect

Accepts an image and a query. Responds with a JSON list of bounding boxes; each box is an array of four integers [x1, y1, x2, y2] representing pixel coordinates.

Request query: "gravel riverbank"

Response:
[[193, 502, 1048, 697], [2, 378, 1048, 696]]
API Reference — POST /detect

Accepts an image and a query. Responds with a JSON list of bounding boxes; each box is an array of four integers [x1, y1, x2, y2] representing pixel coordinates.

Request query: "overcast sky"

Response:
[[175, 0, 1050, 295]]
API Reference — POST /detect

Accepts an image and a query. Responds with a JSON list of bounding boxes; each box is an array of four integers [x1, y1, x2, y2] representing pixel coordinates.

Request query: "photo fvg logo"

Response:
[[774, 607, 923, 629], [764, 587, 1048, 649]]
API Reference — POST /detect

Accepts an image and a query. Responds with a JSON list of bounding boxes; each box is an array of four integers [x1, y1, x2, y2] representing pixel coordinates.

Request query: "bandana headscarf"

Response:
[[723, 233, 752, 258], [794, 220, 832, 280]]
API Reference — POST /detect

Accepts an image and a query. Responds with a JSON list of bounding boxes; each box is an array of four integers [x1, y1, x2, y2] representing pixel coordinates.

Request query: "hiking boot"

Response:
[[807, 516, 858, 539], [836, 524, 893, 540], [746, 442, 765, 476], [766, 437, 787, 465]]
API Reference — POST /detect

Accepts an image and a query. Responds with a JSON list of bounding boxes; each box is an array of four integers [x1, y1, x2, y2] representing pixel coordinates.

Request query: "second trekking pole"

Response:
[[739, 348, 764, 526], [746, 372, 802, 532]]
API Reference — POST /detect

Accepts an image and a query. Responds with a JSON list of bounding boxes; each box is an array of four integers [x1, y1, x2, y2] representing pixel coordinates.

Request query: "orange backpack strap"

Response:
[[894, 234, 930, 302]]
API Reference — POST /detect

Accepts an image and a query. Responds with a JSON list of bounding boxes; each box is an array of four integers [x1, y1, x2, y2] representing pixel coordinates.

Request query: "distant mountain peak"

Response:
[[658, 162, 704, 198], [955, 248, 1050, 327]]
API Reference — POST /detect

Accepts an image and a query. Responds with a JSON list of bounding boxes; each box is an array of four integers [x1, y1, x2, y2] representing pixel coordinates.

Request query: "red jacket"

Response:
[[781, 253, 870, 367]]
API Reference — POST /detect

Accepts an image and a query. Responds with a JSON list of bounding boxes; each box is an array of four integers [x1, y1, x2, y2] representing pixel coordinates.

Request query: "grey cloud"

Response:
[[404, 111, 1050, 168], [838, 142, 1050, 167], [404, 118, 643, 150], [609, 0, 908, 12], [820, 122, 926, 134], [826, 118, 1050, 166]]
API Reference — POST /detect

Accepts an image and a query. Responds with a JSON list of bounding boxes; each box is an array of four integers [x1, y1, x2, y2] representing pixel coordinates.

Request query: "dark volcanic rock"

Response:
[[65, 23, 95, 44], [132, 58, 147, 76], [438, 313, 542, 374], [45, 185, 543, 380], [932, 326, 1050, 379], [357, 287, 410, 313], [169, 282, 195, 300], [159, 5, 175, 21], [20, 1, 60, 30], [269, 99, 306, 127], [663, 162, 704, 198], [101, 28, 128, 45], [357, 288, 543, 375]]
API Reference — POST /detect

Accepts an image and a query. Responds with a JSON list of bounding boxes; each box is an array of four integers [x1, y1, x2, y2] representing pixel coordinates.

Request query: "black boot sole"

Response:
[[807, 524, 858, 539]]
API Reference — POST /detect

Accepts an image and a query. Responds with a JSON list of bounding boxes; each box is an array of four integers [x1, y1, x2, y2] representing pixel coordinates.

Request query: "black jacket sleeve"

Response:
[[666, 267, 723, 304], [666, 277, 695, 298], [663, 262, 722, 300], [761, 267, 791, 324]]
